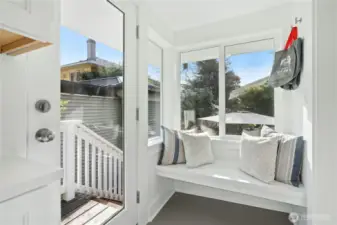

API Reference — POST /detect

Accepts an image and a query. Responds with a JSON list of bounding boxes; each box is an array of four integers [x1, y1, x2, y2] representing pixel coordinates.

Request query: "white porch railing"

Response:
[[60, 120, 124, 202]]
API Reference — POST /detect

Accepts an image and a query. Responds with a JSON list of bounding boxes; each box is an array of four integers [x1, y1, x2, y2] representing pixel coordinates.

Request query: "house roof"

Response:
[[79, 76, 123, 87], [61, 57, 119, 69], [61, 76, 160, 97], [79, 76, 160, 92]]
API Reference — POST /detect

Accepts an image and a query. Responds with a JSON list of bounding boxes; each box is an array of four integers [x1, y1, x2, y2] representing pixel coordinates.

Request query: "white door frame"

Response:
[[62, 0, 139, 224], [106, 1, 138, 225], [136, 5, 150, 225], [311, 1, 337, 225]]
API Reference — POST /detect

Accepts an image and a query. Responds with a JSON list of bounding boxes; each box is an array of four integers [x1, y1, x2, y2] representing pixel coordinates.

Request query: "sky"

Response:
[[228, 50, 274, 86], [181, 50, 274, 86], [60, 26, 123, 66], [61, 26, 161, 80], [61, 26, 273, 85]]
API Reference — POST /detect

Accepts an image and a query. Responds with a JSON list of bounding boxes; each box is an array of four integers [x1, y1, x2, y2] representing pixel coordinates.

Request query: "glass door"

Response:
[[60, 1, 138, 224]]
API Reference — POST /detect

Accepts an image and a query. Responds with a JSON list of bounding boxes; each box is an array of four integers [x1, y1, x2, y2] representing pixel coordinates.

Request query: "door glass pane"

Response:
[[225, 42, 275, 135], [60, 1, 124, 224], [148, 41, 162, 139], [181, 47, 219, 136]]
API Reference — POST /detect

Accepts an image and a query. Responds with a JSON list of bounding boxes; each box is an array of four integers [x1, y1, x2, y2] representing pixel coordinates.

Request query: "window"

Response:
[[180, 39, 275, 137], [224, 40, 275, 135], [181, 47, 219, 135], [76, 71, 81, 81], [148, 41, 162, 139], [70, 72, 75, 81]]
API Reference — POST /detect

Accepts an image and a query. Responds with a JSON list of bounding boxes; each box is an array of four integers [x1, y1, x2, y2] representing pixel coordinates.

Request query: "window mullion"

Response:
[[219, 45, 226, 137]]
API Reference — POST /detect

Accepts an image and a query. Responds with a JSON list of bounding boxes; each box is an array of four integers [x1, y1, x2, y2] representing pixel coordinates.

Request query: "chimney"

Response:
[[87, 39, 96, 60]]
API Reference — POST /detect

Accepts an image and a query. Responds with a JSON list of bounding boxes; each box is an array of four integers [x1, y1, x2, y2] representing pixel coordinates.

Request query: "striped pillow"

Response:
[[261, 126, 304, 187], [158, 126, 186, 165]]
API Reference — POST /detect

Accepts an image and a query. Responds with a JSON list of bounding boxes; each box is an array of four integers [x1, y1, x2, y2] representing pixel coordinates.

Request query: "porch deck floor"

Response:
[[61, 193, 123, 225]]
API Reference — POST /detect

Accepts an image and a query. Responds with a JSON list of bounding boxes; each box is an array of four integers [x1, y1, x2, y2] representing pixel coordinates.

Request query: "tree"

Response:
[[226, 83, 274, 134], [181, 59, 241, 119], [97, 65, 123, 77], [236, 83, 274, 116], [80, 65, 123, 80]]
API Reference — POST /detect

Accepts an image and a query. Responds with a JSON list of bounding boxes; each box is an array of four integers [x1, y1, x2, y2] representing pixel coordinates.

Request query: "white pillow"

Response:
[[240, 133, 279, 183], [242, 128, 261, 137], [179, 132, 214, 168]]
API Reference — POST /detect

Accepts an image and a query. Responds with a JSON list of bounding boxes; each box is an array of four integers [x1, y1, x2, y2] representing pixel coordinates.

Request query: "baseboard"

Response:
[[148, 190, 175, 223]]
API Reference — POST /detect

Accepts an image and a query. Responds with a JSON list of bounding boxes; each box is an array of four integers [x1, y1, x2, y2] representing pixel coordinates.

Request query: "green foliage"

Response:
[[80, 65, 123, 80], [97, 66, 123, 77], [60, 100, 69, 112], [238, 83, 274, 116]]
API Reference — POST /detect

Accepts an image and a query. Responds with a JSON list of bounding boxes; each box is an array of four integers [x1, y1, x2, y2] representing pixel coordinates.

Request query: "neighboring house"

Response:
[[60, 39, 120, 81], [61, 38, 161, 146]]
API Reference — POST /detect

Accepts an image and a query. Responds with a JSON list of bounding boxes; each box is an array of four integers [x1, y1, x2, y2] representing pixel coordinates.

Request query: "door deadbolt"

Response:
[[35, 100, 51, 113]]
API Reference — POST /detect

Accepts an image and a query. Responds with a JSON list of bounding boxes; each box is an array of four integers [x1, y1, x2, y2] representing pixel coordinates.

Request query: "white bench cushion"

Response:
[[157, 160, 306, 207]]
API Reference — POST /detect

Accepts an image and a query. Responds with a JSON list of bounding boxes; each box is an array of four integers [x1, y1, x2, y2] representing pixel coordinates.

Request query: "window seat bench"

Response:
[[156, 160, 306, 213]]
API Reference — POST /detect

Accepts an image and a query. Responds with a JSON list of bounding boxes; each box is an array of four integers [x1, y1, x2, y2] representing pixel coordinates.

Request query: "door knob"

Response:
[[35, 128, 55, 143]]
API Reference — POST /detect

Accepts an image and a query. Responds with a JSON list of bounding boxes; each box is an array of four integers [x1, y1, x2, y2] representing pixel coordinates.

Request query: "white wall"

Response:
[[147, 143, 174, 223]]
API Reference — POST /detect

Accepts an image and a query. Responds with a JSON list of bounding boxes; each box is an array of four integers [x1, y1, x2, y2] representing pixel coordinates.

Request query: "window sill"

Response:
[[210, 135, 241, 142], [147, 135, 240, 147], [148, 136, 163, 148]]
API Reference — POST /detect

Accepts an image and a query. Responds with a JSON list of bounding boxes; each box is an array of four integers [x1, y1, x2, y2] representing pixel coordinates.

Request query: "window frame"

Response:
[[147, 39, 164, 144], [178, 31, 281, 139]]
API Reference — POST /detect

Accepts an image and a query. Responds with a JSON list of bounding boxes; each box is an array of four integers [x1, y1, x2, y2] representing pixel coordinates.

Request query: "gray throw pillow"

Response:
[[261, 125, 304, 187], [158, 126, 186, 165]]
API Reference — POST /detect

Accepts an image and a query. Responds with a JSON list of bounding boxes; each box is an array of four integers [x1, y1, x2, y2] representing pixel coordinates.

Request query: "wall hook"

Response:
[[295, 17, 303, 25]]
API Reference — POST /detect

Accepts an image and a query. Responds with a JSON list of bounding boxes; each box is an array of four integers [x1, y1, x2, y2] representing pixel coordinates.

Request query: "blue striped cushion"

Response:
[[158, 126, 186, 165], [261, 126, 304, 187]]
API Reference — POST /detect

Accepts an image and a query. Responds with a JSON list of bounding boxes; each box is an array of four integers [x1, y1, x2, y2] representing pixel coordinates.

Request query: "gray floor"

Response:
[[149, 193, 291, 225]]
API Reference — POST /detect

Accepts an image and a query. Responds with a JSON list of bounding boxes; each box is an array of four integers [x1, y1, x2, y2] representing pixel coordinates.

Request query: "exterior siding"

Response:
[[61, 93, 161, 147], [148, 100, 160, 138], [61, 94, 123, 148]]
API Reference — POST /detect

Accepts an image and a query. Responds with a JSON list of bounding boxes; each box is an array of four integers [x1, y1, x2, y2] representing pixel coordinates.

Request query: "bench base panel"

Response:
[[174, 180, 306, 214]]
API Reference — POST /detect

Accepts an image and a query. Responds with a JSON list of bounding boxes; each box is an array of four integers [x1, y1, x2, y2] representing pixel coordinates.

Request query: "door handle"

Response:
[[35, 128, 55, 143]]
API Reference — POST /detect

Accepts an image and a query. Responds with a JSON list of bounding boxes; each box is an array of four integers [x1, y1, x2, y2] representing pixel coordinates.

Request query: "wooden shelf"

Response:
[[0, 28, 50, 56]]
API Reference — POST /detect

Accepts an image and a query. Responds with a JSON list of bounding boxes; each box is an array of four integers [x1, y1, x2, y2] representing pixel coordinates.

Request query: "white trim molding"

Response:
[[311, 1, 337, 225]]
